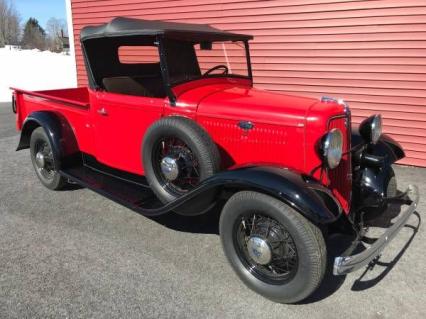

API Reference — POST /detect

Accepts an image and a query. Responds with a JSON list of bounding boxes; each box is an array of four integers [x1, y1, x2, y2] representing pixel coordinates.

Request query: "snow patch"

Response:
[[0, 46, 77, 102]]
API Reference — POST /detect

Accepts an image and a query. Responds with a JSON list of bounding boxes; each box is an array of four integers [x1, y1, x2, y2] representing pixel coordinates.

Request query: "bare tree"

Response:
[[0, 0, 21, 47], [0, 0, 6, 47], [0, 27, 4, 47], [46, 17, 67, 38], [46, 17, 67, 52]]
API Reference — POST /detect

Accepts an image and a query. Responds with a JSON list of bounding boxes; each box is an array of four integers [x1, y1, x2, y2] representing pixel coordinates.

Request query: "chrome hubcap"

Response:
[[35, 151, 45, 168], [247, 236, 272, 265], [160, 156, 179, 181], [236, 214, 298, 284], [154, 136, 201, 194]]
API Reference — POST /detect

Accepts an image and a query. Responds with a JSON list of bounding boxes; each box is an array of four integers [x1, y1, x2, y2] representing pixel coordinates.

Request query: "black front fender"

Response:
[[376, 134, 405, 162], [174, 166, 342, 224], [352, 129, 405, 163]]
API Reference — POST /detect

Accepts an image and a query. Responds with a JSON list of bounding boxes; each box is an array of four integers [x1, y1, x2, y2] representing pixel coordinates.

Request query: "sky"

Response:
[[14, 0, 67, 30]]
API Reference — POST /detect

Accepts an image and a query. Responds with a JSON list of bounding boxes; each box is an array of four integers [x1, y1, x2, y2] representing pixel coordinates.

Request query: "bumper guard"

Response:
[[333, 184, 419, 275]]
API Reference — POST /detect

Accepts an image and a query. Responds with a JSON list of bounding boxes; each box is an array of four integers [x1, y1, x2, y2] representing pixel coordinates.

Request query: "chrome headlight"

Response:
[[359, 114, 382, 144], [321, 129, 343, 169]]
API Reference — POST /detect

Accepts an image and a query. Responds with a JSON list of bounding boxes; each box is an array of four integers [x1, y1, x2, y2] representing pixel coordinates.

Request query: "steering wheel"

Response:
[[203, 64, 229, 76]]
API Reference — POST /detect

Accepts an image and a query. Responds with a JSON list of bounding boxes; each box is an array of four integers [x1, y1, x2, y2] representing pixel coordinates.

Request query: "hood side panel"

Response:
[[197, 115, 306, 170]]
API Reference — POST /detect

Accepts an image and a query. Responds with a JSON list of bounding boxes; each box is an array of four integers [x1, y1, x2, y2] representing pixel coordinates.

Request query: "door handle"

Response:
[[97, 107, 108, 116]]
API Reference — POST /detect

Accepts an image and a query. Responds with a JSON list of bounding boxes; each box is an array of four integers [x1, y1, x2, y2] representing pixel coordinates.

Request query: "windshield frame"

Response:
[[158, 37, 253, 106]]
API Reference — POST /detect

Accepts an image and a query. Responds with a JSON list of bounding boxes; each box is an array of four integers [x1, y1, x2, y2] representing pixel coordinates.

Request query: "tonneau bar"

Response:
[[10, 87, 90, 109]]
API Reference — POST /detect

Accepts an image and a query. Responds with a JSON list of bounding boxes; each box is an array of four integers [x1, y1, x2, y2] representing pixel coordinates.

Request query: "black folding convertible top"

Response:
[[80, 17, 253, 42]]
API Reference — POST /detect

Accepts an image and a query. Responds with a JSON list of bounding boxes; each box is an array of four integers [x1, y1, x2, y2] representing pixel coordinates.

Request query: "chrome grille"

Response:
[[328, 114, 352, 213]]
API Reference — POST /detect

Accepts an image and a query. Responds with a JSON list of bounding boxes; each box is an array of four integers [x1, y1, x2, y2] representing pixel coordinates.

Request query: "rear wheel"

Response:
[[220, 191, 326, 303], [30, 127, 66, 190]]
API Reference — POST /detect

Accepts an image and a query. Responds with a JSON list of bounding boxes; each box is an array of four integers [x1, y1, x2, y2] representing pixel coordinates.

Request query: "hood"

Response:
[[174, 79, 346, 127], [195, 85, 318, 127]]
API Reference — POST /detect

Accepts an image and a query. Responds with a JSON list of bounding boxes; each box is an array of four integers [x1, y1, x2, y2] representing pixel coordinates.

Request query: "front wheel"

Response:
[[219, 191, 327, 303]]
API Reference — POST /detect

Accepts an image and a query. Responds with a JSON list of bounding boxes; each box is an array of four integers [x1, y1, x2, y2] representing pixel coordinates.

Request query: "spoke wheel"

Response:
[[33, 140, 56, 180], [220, 191, 327, 303], [142, 116, 220, 213], [30, 127, 67, 190], [152, 136, 201, 195], [235, 213, 298, 285]]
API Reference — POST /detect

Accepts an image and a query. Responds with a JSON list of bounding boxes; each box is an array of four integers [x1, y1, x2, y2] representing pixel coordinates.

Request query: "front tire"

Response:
[[30, 127, 67, 190], [219, 191, 326, 303]]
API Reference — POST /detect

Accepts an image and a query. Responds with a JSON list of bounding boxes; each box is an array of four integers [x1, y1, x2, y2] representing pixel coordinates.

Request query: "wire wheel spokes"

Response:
[[153, 136, 201, 194], [236, 213, 299, 284]]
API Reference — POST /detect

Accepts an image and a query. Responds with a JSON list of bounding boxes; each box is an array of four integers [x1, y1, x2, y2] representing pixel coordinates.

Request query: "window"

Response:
[[194, 41, 249, 78], [101, 44, 165, 98], [118, 45, 160, 64], [165, 40, 250, 86]]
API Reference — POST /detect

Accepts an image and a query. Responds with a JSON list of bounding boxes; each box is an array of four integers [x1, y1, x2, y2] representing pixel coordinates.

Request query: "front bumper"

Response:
[[333, 184, 419, 275]]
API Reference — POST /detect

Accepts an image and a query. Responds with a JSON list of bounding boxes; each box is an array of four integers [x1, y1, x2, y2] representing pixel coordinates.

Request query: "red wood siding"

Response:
[[70, 0, 426, 166]]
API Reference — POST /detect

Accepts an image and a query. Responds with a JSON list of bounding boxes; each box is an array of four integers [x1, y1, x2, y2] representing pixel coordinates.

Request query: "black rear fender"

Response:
[[17, 111, 80, 168]]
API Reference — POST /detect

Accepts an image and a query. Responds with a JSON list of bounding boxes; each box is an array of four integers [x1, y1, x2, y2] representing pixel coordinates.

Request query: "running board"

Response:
[[60, 158, 344, 223], [60, 165, 166, 216]]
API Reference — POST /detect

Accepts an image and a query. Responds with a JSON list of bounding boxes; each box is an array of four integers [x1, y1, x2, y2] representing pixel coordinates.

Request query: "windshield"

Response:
[[166, 40, 250, 86]]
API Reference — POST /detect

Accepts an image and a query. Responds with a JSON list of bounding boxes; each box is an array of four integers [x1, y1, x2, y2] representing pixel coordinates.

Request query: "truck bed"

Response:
[[12, 87, 89, 108], [13, 86, 94, 154]]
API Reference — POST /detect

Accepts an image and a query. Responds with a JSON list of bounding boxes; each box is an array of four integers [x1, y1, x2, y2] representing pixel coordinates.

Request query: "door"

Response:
[[93, 91, 165, 175], [92, 42, 168, 175]]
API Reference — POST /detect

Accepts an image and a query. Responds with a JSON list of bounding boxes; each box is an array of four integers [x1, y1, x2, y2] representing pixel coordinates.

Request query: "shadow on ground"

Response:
[[146, 195, 422, 303], [351, 212, 421, 291], [147, 201, 222, 235]]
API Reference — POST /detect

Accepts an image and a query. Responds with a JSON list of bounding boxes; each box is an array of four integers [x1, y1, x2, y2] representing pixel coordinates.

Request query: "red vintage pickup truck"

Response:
[[11, 17, 419, 303]]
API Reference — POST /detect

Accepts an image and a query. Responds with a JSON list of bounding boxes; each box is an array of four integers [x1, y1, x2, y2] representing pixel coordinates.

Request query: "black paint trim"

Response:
[[352, 129, 405, 164], [11, 94, 17, 113], [244, 40, 253, 83], [80, 17, 253, 42], [82, 154, 150, 188], [81, 42, 97, 90], [16, 111, 81, 169], [213, 166, 342, 224], [60, 157, 341, 223], [158, 36, 177, 106]]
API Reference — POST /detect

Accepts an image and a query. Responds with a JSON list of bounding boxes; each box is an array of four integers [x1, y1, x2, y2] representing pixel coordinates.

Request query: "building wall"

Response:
[[70, 0, 426, 166]]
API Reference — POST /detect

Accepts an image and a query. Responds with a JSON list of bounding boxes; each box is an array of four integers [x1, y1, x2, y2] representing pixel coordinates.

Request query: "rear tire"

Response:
[[220, 191, 326, 303], [30, 127, 67, 190]]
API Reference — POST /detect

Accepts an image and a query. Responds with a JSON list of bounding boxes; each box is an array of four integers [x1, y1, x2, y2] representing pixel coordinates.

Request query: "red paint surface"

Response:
[[70, 0, 426, 166], [13, 77, 350, 212]]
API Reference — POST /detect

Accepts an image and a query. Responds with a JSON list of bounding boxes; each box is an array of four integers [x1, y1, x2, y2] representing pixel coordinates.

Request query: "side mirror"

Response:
[[200, 41, 212, 50]]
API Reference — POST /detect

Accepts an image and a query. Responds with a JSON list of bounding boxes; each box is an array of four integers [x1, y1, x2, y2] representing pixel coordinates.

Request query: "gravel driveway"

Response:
[[0, 102, 425, 318]]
